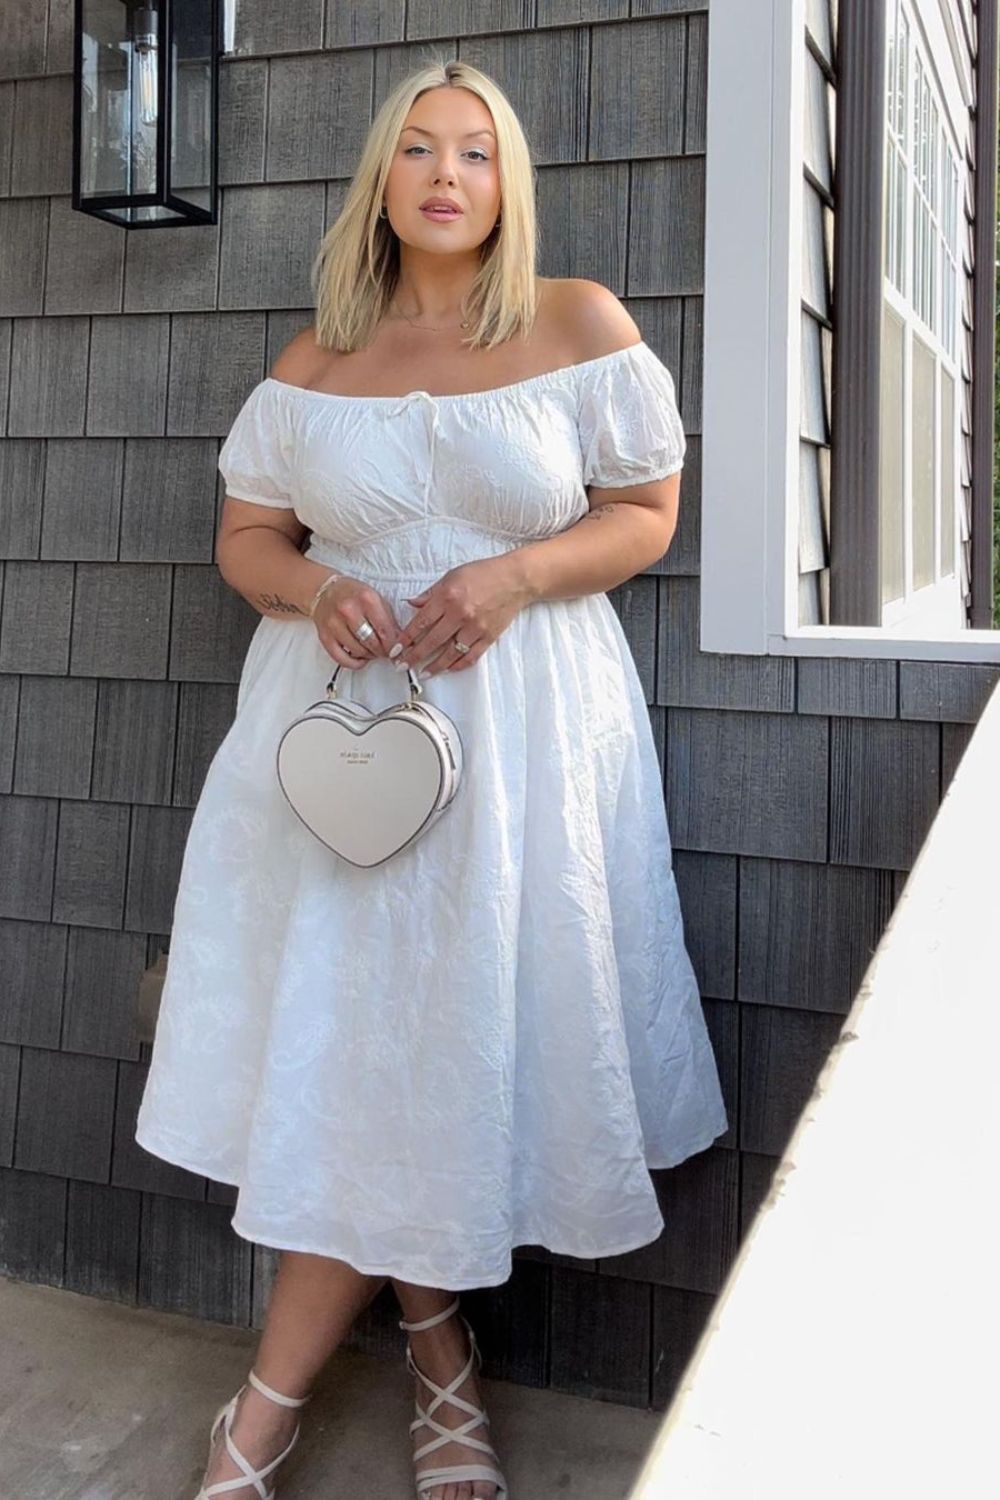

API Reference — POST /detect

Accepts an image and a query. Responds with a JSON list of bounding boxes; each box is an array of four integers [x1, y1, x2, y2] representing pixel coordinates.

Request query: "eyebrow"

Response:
[[401, 126, 497, 140]]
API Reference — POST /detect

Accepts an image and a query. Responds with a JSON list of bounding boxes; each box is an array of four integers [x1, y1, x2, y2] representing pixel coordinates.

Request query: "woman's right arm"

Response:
[[216, 500, 403, 665], [216, 497, 333, 620]]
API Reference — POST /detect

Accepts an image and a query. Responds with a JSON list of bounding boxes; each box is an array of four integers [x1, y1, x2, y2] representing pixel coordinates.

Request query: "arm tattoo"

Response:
[[257, 592, 305, 615], [581, 502, 621, 522]]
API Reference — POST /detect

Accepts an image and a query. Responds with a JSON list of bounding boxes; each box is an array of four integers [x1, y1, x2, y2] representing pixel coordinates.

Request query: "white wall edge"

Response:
[[700, 0, 803, 657], [627, 672, 1000, 1495], [774, 1, 805, 642]]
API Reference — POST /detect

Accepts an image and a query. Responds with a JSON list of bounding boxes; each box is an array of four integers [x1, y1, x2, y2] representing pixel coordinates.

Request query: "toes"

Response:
[[426, 1472, 497, 1497]]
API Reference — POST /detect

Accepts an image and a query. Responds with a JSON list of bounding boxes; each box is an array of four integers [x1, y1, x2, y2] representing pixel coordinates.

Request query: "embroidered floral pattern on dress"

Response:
[[134, 341, 727, 1290]]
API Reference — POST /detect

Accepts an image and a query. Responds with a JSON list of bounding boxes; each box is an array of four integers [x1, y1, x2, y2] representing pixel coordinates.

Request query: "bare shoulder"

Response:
[[543, 278, 643, 363], [268, 325, 327, 386]]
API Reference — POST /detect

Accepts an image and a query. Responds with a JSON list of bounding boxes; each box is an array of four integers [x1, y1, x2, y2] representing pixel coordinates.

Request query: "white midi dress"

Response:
[[134, 339, 729, 1290]]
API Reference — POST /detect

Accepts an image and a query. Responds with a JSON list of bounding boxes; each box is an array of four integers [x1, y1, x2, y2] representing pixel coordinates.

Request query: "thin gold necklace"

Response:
[[388, 299, 469, 332]]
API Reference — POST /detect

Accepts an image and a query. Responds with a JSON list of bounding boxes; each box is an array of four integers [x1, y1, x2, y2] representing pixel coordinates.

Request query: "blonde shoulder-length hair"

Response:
[[311, 58, 539, 354]]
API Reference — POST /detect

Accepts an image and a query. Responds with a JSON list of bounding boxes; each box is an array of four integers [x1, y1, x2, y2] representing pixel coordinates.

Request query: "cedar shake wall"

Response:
[[0, 0, 997, 1411]]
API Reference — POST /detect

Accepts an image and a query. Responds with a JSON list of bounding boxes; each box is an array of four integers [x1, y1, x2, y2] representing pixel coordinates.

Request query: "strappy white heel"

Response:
[[399, 1296, 510, 1500], [194, 1367, 311, 1500]]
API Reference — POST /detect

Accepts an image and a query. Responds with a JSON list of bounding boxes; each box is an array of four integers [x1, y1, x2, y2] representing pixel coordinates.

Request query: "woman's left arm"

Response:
[[504, 477, 681, 603]]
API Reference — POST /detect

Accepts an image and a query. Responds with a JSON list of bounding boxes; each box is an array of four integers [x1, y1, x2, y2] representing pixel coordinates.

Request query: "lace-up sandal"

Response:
[[399, 1297, 510, 1499], [194, 1367, 310, 1500]]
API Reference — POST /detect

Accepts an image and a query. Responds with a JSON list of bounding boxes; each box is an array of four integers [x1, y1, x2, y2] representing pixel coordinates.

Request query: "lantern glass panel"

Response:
[[79, 0, 163, 203], [170, 0, 213, 214]]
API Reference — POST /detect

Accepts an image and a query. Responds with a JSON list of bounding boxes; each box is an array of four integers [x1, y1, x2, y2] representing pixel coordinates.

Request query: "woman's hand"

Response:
[[394, 556, 534, 676], [312, 575, 403, 668]]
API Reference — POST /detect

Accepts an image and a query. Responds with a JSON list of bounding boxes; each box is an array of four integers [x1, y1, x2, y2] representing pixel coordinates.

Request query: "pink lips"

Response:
[[420, 205, 462, 219]]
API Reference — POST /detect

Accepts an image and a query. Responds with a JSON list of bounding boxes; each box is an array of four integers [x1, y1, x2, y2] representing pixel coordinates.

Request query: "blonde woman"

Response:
[[136, 56, 727, 1500]]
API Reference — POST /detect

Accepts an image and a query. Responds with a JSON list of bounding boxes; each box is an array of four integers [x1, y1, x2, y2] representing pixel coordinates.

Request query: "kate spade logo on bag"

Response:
[[340, 749, 376, 762]]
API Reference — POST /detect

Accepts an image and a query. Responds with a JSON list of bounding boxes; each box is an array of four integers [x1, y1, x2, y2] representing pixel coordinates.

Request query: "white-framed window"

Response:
[[880, 0, 964, 632], [699, 0, 997, 663]]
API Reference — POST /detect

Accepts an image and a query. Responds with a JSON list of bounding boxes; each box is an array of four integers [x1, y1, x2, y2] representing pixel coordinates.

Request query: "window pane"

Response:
[[913, 55, 921, 184], [929, 96, 938, 334], [884, 4, 908, 294], [896, 147, 907, 291], [880, 304, 906, 605], [945, 156, 958, 359], [940, 367, 956, 577], [898, 10, 909, 141], [884, 139, 894, 280], [911, 334, 935, 590]]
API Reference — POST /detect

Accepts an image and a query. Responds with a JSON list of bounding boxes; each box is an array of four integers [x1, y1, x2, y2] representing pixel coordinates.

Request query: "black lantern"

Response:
[[72, 0, 221, 227]]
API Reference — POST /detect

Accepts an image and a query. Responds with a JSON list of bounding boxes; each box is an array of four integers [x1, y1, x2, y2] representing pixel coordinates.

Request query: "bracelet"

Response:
[[307, 571, 341, 618]]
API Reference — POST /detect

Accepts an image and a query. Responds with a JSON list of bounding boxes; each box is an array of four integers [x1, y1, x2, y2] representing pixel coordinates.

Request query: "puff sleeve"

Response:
[[218, 380, 299, 508], [576, 341, 686, 488]]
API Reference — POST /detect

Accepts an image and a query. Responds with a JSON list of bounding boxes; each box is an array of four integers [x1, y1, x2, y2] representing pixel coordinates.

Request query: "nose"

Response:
[[431, 154, 458, 184]]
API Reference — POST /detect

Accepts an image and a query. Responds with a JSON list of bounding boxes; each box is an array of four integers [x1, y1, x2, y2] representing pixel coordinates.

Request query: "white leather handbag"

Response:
[[276, 662, 464, 868]]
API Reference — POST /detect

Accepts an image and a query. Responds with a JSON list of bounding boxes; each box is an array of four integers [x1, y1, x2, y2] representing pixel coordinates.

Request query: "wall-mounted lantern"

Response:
[[72, 0, 221, 227]]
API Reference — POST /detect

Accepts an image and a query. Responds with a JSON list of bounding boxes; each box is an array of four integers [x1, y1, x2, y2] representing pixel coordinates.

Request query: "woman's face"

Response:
[[383, 86, 502, 253]]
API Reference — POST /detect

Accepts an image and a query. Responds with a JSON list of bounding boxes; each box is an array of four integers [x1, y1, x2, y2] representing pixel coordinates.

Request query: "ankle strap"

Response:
[[398, 1295, 461, 1333], [247, 1368, 311, 1407]]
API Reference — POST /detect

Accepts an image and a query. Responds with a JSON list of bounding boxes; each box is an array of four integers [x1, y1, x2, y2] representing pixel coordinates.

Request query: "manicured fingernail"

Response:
[[388, 643, 403, 658]]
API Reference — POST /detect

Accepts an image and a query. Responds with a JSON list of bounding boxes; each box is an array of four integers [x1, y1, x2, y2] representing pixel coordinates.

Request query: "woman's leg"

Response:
[[392, 1278, 500, 1500], [200, 1250, 387, 1496]]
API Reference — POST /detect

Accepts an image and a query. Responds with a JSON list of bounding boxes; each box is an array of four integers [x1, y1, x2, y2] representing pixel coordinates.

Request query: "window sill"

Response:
[[759, 627, 1000, 663]]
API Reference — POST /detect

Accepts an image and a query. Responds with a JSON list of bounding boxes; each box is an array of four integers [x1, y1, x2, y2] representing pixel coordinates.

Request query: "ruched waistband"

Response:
[[304, 524, 525, 587]]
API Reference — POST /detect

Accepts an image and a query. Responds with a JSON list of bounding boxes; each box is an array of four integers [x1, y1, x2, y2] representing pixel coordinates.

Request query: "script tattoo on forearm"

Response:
[[581, 502, 621, 522], [257, 592, 304, 615]]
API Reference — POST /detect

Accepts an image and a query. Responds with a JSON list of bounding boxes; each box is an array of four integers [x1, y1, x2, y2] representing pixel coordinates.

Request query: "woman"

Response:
[[135, 57, 728, 1500]]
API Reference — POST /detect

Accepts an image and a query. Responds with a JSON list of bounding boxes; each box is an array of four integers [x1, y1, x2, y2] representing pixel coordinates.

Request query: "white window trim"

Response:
[[700, 0, 1000, 662]]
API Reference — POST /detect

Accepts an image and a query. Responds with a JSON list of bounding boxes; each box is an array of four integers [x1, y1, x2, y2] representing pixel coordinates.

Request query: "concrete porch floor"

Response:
[[1, 1276, 661, 1499]]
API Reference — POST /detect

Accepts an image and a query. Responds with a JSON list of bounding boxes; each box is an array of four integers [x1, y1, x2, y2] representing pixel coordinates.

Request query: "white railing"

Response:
[[628, 677, 1000, 1499]]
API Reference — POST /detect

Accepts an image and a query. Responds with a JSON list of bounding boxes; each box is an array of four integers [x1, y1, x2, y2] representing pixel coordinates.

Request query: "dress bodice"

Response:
[[218, 340, 686, 585]]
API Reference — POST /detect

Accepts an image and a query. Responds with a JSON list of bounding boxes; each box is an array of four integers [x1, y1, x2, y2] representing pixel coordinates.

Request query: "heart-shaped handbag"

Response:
[[276, 661, 464, 868]]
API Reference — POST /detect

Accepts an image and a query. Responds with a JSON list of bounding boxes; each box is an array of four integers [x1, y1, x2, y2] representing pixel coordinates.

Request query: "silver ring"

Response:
[[453, 639, 471, 655], [354, 619, 375, 642]]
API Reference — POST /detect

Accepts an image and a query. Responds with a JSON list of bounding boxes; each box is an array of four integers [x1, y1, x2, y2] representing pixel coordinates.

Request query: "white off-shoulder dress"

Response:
[[134, 339, 728, 1289]]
